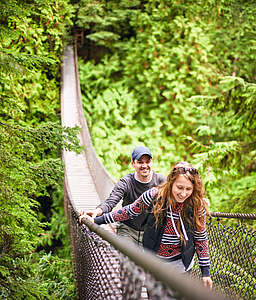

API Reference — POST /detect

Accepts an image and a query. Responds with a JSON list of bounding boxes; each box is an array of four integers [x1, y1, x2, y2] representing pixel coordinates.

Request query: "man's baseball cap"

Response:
[[132, 146, 152, 161]]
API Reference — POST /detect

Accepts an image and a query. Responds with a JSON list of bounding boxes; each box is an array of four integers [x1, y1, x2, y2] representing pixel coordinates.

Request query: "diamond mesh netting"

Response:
[[192, 215, 256, 300]]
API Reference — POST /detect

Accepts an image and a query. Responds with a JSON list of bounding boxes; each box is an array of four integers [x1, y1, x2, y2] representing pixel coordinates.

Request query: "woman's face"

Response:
[[172, 175, 193, 203]]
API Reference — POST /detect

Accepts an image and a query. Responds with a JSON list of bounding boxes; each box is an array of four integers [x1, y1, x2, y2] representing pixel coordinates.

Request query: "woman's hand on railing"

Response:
[[78, 207, 103, 224], [78, 212, 95, 224], [202, 276, 213, 290], [80, 207, 103, 218]]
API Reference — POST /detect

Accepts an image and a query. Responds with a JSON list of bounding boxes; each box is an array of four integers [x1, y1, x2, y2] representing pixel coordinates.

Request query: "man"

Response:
[[79, 146, 166, 245]]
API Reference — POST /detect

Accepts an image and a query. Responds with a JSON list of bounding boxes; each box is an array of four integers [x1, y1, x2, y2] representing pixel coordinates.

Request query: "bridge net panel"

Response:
[[192, 218, 256, 300]]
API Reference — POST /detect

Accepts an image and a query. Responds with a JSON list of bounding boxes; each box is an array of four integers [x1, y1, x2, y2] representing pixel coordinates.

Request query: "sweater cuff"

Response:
[[200, 265, 210, 277], [94, 215, 106, 225]]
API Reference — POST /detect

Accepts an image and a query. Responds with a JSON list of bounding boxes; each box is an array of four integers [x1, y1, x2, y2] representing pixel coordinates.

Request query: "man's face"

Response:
[[131, 154, 152, 181]]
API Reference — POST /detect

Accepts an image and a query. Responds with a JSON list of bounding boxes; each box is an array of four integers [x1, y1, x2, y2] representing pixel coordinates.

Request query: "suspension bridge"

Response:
[[61, 44, 256, 300]]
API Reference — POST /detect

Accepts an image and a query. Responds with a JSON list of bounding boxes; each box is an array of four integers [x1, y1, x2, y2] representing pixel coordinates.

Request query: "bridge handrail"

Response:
[[210, 211, 256, 220]]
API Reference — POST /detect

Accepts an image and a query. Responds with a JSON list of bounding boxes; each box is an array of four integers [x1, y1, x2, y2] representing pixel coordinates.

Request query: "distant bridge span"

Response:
[[61, 45, 115, 219]]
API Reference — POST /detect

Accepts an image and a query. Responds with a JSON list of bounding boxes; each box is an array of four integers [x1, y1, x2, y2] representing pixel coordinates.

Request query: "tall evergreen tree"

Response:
[[0, 0, 80, 298]]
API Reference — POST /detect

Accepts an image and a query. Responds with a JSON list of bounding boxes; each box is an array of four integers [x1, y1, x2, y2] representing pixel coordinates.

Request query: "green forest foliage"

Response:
[[0, 1, 254, 297], [76, 0, 256, 215], [0, 0, 79, 298]]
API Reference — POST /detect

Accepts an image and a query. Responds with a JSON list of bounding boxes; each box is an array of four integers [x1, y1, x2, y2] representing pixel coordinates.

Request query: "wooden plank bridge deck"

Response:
[[61, 45, 115, 219], [61, 46, 101, 213]]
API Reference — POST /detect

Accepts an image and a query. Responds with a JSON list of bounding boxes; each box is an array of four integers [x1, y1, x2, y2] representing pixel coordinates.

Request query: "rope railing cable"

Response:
[[210, 211, 256, 220]]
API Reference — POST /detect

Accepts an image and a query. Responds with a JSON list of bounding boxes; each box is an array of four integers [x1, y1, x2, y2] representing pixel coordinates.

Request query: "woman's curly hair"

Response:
[[153, 162, 209, 238]]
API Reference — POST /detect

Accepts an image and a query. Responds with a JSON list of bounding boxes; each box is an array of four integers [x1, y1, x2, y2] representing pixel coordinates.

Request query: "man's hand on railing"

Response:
[[78, 207, 103, 224]]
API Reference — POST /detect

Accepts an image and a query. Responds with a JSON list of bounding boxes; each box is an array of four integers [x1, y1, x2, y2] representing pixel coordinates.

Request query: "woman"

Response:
[[81, 161, 213, 289]]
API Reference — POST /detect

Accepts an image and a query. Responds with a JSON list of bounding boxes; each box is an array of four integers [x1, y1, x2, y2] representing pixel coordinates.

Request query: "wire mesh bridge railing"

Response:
[[61, 44, 256, 300]]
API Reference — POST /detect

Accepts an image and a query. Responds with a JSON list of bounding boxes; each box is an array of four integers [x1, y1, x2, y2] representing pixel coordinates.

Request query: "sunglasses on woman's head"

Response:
[[173, 167, 198, 175]]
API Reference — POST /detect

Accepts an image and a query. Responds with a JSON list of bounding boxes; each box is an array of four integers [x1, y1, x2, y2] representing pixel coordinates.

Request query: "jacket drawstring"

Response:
[[170, 207, 188, 241], [180, 214, 188, 241]]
